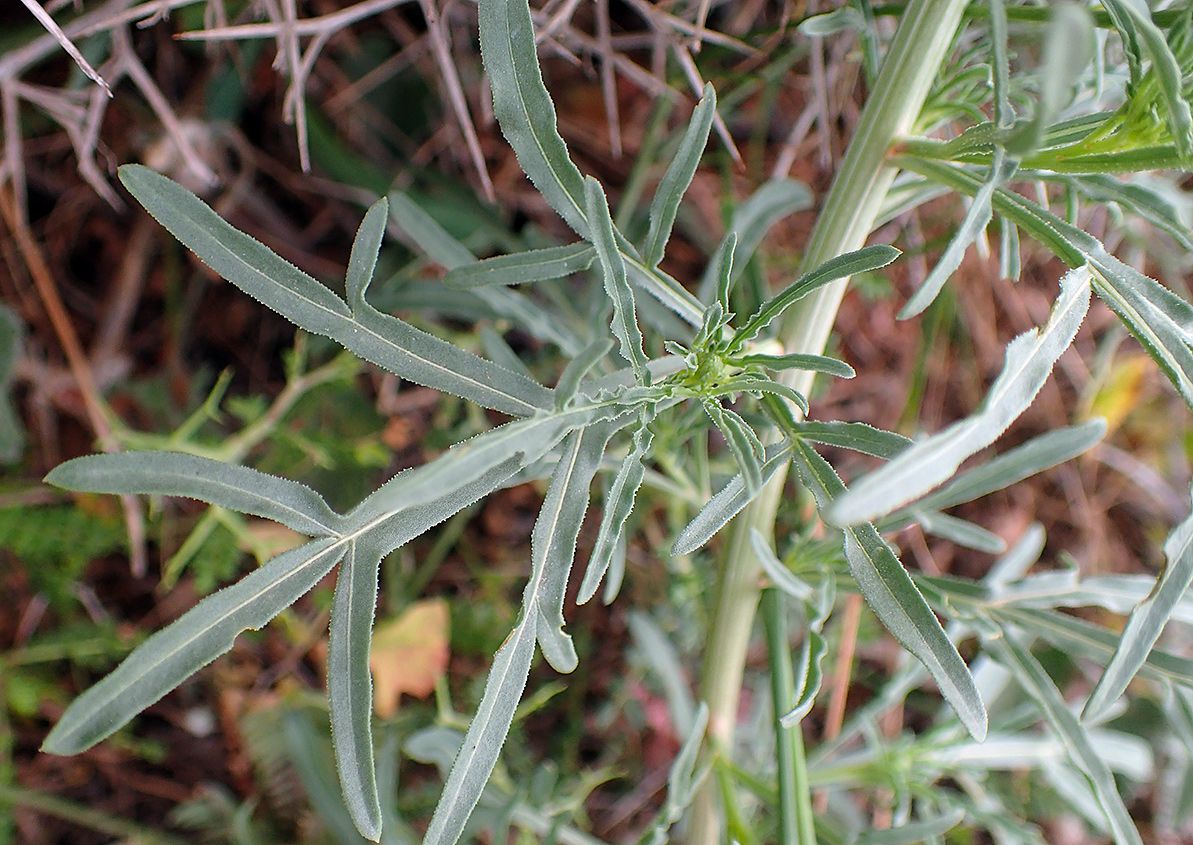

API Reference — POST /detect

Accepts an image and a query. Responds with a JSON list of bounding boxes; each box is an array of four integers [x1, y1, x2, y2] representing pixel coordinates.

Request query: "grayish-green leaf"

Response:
[[329, 539, 384, 841], [730, 352, 855, 379], [751, 529, 815, 603], [672, 442, 793, 556], [478, 0, 588, 235], [915, 511, 1007, 555], [118, 166, 550, 417], [698, 180, 814, 300], [443, 243, 596, 289], [779, 629, 827, 728], [713, 233, 738, 312], [643, 84, 716, 269], [46, 451, 343, 537], [732, 245, 901, 348], [421, 621, 537, 845], [348, 198, 389, 306], [585, 177, 650, 384], [580, 426, 653, 604], [42, 537, 345, 754], [642, 703, 708, 845], [704, 401, 762, 497], [1083, 492, 1193, 722], [990, 631, 1144, 845], [528, 424, 615, 672], [792, 421, 911, 459], [794, 441, 987, 740], [831, 267, 1091, 526], [853, 808, 966, 845], [627, 611, 697, 739], [554, 339, 613, 409], [899, 149, 1014, 319]]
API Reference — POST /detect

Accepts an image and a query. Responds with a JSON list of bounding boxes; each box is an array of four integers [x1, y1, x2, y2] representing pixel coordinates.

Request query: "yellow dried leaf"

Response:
[[369, 598, 450, 718], [1086, 353, 1153, 433]]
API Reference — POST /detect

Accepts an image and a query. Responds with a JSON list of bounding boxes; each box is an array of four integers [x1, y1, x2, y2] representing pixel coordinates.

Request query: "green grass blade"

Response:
[[42, 537, 345, 754], [672, 443, 794, 556], [731, 245, 900, 348], [580, 426, 652, 604], [46, 451, 343, 537], [989, 632, 1144, 845], [328, 539, 384, 841], [443, 243, 595, 289], [643, 84, 716, 269], [585, 177, 650, 384], [794, 441, 987, 740], [420, 621, 536, 845], [831, 267, 1091, 526], [478, 0, 588, 235], [1083, 493, 1193, 722], [347, 197, 389, 306]]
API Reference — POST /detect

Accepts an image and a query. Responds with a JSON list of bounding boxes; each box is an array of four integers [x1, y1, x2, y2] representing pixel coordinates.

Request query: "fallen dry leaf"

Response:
[[369, 598, 450, 718]]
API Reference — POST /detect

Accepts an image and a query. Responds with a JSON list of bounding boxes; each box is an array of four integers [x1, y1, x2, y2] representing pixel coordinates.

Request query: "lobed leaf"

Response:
[[794, 441, 987, 740], [1083, 491, 1193, 722], [328, 538, 385, 841], [45, 451, 343, 537], [831, 267, 1091, 526], [643, 84, 716, 269], [43, 537, 345, 754], [119, 166, 551, 417]]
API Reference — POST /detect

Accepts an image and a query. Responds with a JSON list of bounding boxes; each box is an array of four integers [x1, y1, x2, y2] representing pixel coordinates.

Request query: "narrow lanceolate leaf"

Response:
[[697, 180, 814, 300], [906, 420, 1107, 515], [899, 149, 1013, 319], [731, 245, 901, 349], [1083, 493, 1193, 722], [703, 401, 763, 497], [990, 632, 1144, 845], [528, 424, 615, 673], [780, 630, 827, 728], [1104, 0, 1193, 160], [443, 243, 595, 289], [751, 529, 815, 603], [730, 352, 855, 379], [854, 808, 967, 845], [478, 0, 588, 235], [914, 511, 1007, 555], [119, 166, 550, 417], [422, 621, 536, 845], [585, 177, 650, 384], [580, 426, 653, 604], [328, 539, 385, 842], [347, 197, 390, 306], [793, 441, 987, 740], [643, 84, 716, 268], [672, 442, 794, 556], [45, 451, 342, 537], [791, 421, 910, 460], [554, 338, 613, 409], [43, 537, 345, 754], [831, 266, 1091, 526]]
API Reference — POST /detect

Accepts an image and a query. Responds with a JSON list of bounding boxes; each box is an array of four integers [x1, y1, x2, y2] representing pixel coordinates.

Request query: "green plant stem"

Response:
[[761, 588, 815, 845], [689, 2, 971, 842]]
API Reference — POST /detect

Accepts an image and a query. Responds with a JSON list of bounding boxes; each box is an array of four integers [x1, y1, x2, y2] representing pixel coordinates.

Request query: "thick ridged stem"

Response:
[[688, 2, 971, 842]]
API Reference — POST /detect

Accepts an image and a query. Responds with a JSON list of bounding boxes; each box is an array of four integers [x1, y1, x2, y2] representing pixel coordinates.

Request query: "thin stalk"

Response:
[[761, 589, 815, 845], [689, 2, 971, 842]]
